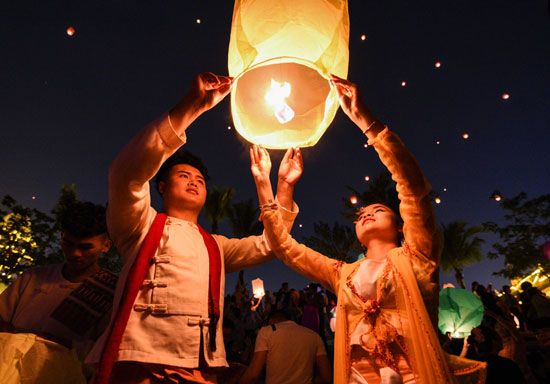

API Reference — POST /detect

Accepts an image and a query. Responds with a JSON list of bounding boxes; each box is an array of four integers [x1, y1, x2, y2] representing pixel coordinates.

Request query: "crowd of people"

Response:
[[222, 277, 550, 384]]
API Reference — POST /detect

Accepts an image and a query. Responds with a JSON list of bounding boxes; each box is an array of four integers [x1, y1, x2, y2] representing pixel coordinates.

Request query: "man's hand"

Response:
[[278, 148, 303, 187], [169, 72, 233, 133], [188, 72, 233, 114]]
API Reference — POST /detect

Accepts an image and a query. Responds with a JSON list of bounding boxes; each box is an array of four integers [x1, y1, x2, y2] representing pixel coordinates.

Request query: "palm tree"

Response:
[[441, 221, 485, 289], [227, 198, 263, 238], [204, 186, 235, 234], [302, 221, 361, 262]]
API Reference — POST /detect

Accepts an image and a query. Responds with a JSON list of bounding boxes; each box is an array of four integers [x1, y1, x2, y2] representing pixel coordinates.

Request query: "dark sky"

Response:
[[1, 0, 549, 293]]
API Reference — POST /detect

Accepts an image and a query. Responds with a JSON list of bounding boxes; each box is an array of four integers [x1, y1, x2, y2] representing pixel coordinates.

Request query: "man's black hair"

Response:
[[154, 149, 209, 194], [268, 310, 291, 323], [59, 201, 107, 238]]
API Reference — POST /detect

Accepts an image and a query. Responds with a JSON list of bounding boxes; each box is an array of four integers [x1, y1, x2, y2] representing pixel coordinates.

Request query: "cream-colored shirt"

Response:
[[86, 114, 298, 368]]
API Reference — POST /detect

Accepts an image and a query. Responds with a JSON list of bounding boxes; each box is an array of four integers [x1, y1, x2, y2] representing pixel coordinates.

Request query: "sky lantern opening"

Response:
[[228, 0, 349, 149]]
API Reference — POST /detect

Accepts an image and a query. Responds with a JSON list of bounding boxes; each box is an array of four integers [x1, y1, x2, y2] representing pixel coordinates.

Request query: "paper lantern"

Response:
[[228, 0, 349, 149], [438, 288, 484, 338], [252, 278, 265, 298]]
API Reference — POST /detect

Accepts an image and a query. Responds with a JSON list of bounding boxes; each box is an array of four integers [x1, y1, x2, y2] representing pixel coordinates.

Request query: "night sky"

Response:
[[1, 1, 549, 293]]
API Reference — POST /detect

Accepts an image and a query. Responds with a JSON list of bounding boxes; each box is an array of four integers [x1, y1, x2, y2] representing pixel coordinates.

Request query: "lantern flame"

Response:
[[265, 79, 295, 124]]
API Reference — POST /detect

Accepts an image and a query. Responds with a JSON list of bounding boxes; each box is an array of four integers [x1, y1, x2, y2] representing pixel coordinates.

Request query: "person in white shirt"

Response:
[[240, 310, 332, 384]]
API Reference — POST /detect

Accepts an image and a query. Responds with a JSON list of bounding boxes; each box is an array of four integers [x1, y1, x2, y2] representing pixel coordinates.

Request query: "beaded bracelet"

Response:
[[259, 202, 278, 211]]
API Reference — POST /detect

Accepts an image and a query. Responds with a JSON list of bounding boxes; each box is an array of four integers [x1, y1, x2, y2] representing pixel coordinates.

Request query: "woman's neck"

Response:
[[364, 239, 397, 261]]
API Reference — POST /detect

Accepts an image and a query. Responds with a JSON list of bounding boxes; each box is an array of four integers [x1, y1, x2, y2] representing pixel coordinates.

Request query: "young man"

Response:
[[239, 310, 332, 384], [87, 72, 303, 383], [0, 201, 117, 382]]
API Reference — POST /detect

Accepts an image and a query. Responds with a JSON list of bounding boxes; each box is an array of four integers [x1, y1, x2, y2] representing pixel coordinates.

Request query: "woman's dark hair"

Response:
[[154, 149, 209, 194]]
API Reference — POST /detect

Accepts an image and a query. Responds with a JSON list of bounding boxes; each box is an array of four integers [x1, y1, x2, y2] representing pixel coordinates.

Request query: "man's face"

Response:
[[158, 164, 207, 213], [355, 204, 400, 245], [61, 232, 111, 273]]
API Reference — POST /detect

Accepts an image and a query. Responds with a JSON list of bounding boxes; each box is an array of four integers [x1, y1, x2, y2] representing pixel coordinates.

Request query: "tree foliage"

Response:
[[484, 192, 550, 279], [440, 221, 485, 289], [227, 198, 262, 238], [302, 221, 361, 263], [205, 186, 235, 234], [0, 195, 57, 284]]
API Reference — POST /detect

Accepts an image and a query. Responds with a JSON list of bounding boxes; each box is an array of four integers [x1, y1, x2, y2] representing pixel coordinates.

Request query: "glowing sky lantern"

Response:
[[228, 0, 349, 149], [66, 26, 76, 37], [252, 278, 265, 298]]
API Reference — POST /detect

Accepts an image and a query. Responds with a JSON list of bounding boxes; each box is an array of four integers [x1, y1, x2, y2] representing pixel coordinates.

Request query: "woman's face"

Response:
[[355, 204, 400, 246]]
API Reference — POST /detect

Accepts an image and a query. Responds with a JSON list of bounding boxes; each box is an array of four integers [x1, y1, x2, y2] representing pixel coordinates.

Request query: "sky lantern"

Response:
[[439, 287, 484, 338], [66, 26, 76, 37], [228, 0, 350, 149], [350, 195, 358, 205], [252, 278, 265, 298]]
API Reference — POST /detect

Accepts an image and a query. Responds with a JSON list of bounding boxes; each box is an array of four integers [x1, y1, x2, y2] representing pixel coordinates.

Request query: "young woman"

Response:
[[249, 75, 487, 384]]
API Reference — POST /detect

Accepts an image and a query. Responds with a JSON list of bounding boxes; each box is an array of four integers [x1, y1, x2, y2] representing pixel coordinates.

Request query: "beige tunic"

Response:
[[86, 114, 297, 369]]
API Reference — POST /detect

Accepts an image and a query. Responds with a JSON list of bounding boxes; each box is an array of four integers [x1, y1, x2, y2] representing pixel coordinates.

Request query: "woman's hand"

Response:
[[330, 74, 382, 137], [278, 148, 303, 187], [249, 145, 271, 182]]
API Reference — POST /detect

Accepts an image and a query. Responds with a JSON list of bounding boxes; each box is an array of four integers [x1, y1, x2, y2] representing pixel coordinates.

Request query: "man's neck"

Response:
[[164, 207, 199, 223], [62, 263, 101, 283]]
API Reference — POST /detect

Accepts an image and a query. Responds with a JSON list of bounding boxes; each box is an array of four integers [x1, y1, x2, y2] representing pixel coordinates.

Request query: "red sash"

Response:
[[94, 213, 222, 384]]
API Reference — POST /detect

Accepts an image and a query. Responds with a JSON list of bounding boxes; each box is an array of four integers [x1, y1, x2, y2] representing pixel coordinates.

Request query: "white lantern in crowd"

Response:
[[252, 278, 265, 298]]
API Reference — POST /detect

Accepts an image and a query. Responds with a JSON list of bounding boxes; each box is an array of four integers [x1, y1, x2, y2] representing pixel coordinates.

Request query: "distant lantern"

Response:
[[501, 93, 510, 100], [228, 0, 350, 149], [435, 197, 442, 204], [360, 34, 366, 41], [66, 26, 76, 37], [196, 18, 201, 24], [443, 188, 447, 192], [350, 196, 358, 205], [490, 191, 502, 202], [436, 140, 441, 145], [462, 133, 469, 140], [435, 61, 442, 68], [364, 176, 370, 181], [252, 278, 265, 298], [401, 81, 407, 87]]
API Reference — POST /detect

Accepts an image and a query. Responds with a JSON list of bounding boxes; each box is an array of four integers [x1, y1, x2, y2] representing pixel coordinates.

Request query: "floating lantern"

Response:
[[436, 140, 440, 145], [435, 197, 442, 204], [435, 61, 442, 68], [501, 93, 510, 100], [439, 287, 484, 338], [66, 26, 76, 37], [228, 0, 350, 149], [462, 133, 469, 140], [252, 278, 265, 298], [401, 81, 407, 87], [364, 176, 370, 181], [196, 18, 201, 24], [490, 191, 502, 202], [360, 34, 367, 41], [350, 196, 358, 205]]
